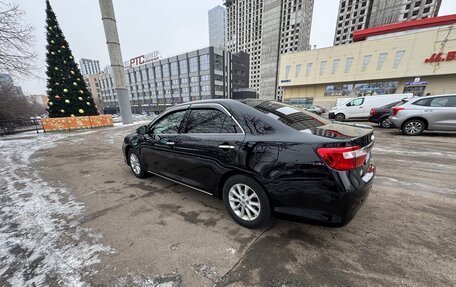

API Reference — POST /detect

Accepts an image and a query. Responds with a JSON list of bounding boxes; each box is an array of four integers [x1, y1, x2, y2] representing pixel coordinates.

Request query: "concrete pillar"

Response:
[[98, 0, 133, 124]]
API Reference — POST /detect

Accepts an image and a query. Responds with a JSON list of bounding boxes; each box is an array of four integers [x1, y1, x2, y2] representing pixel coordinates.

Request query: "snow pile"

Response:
[[0, 133, 111, 286]]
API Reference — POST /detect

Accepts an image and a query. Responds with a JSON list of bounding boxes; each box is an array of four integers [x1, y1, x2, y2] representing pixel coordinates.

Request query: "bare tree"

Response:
[[0, 1, 36, 77], [0, 84, 45, 120]]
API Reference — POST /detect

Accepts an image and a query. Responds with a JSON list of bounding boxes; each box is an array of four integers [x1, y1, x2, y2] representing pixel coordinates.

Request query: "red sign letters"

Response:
[[425, 51, 456, 63]]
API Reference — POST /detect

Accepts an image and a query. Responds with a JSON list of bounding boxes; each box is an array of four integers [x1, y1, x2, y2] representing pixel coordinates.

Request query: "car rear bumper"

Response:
[[368, 116, 380, 123], [270, 165, 375, 227], [389, 116, 403, 128]]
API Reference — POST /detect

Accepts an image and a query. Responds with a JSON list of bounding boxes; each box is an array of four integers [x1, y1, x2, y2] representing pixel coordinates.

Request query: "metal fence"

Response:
[[0, 118, 42, 136]]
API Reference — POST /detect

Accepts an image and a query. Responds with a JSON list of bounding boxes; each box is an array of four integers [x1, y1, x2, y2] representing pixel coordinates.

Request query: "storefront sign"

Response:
[[405, 81, 428, 86], [425, 51, 456, 63], [124, 51, 161, 67]]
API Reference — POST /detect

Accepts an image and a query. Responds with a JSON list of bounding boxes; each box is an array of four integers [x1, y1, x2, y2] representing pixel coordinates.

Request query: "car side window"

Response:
[[349, 98, 364, 106], [412, 99, 430, 106], [430, 97, 449, 107], [221, 116, 241, 133], [151, 110, 187, 135], [184, 109, 239, 134], [445, 96, 456, 107]]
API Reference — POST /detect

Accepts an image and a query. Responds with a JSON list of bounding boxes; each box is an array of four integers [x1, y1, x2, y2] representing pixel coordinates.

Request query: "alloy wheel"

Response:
[[381, 119, 391, 128], [228, 183, 261, 221], [404, 121, 423, 135], [129, 153, 141, 175]]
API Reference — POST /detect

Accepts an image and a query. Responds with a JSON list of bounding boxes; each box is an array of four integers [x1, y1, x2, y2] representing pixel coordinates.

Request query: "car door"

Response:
[[140, 108, 188, 179], [173, 104, 246, 192], [345, 98, 365, 118], [424, 96, 456, 131]]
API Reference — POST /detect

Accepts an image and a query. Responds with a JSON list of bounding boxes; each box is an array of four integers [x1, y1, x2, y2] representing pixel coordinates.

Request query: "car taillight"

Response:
[[392, 107, 405, 116], [317, 146, 368, 171], [370, 109, 377, 116]]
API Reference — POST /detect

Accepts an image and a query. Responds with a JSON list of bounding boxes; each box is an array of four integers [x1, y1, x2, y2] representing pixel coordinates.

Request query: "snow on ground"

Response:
[[0, 132, 112, 286]]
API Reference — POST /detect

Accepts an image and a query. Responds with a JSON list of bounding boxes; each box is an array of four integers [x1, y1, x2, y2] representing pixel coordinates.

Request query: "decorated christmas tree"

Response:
[[45, 0, 98, 118]]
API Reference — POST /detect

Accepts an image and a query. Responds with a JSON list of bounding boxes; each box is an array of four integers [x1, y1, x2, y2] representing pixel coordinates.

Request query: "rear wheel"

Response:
[[223, 175, 272, 229], [402, 119, 425, 136], [335, 113, 345, 121], [128, 150, 147, 178]]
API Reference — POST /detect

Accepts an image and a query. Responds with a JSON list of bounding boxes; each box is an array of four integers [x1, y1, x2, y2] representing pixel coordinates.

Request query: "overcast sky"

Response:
[[12, 0, 456, 95]]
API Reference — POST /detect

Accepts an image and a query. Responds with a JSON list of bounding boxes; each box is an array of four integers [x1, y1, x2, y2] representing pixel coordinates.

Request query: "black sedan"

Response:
[[368, 101, 401, 128], [122, 100, 375, 229]]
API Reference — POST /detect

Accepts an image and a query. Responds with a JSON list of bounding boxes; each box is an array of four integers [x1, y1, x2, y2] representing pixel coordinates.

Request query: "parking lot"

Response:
[[1, 123, 455, 286]]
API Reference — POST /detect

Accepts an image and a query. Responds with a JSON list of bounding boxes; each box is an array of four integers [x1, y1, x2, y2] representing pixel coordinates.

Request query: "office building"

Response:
[[79, 58, 101, 75], [99, 47, 249, 114], [0, 74, 14, 87], [83, 74, 104, 114], [209, 5, 226, 49], [225, 0, 314, 100], [280, 14, 456, 108], [334, 0, 442, 45]]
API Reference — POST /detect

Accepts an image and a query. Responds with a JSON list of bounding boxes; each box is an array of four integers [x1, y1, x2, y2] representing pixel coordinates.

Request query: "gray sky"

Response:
[[12, 0, 456, 95]]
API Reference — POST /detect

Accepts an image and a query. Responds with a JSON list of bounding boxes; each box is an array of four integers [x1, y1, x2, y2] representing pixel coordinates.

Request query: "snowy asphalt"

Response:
[[0, 123, 455, 286]]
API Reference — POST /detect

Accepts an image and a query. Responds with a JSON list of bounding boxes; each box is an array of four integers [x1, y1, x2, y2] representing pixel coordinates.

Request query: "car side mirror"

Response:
[[136, 125, 147, 135]]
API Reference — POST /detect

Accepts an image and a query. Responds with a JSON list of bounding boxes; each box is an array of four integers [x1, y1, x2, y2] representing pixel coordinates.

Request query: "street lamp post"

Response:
[[98, 0, 133, 124]]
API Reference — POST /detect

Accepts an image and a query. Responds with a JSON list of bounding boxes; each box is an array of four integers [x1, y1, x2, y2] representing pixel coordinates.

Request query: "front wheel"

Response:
[[402, 119, 425, 136], [128, 150, 147, 178], [223, 175, 272, 229], [380, 118, 392, 128]]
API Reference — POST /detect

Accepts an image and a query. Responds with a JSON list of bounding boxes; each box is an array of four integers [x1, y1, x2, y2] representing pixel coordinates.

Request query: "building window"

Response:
[[162, 64, 169, 77], [361, 55, 372, 72], [199, 54, 210, 70], [295, 64, 302, 78], [201, 74, 210, 81], [155, 66, 162, 79], [332, 59, 340, 74], [319, 61, 327, 76], [181, 78, 189, 84], [179, 59, 188, 74], [201, 85, 210, 92], [393, 50, 405, 69], [377, 53, 388, 70], [181, 87, 189, 93], [189, 57, 198, 73], [345, 57, 354, 73], [170, 62, 178, 76], [284, 65, 291, 78], [191, 86, 200, 93], [190, 76, 199, 83], [306, 63, 312, 77]]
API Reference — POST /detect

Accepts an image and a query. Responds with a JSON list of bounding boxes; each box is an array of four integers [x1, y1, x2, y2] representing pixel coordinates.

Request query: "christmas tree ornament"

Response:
[[51, 40, 55, 44], [51, 51, 55, 55], [54, 67, 59, 70], [58, 50, 61, 53], [65, 99, 70, 104], [78, 109, 84, 114], [60, 109, 65, 113], [71, 114, 75, 117], [79, 90, 84, 94], [63, 89, 68, 93], [86, 102, 91, 106], [48, 102, 53, 106], [55, 95, 60, 99], [78, 97, 83, 100], [69, 56, 73, 59], [61, 45, 65, 49], [70, 71, 75, 75], [73, 82, 77, 86], [55, 82, 59, 85]]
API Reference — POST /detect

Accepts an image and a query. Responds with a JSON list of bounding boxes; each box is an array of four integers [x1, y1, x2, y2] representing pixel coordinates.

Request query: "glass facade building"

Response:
[[99, 47, 249, 114]]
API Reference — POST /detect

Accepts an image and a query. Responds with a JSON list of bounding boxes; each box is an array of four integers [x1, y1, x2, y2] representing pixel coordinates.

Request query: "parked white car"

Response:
[[329, 94, 413, 121]]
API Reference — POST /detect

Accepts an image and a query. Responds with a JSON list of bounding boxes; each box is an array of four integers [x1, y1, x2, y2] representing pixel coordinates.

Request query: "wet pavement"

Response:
[[1, 124, 455, 286]]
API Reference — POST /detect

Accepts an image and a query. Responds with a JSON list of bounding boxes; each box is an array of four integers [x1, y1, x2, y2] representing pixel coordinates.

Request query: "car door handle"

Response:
[[219, 145, 235, 149], [424, 109, 433, 112], [165, 141, 175, 146]]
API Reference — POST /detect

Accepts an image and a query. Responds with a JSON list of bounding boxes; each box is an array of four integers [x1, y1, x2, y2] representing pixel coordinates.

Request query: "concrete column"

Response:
[[98, 0, 133, 124]]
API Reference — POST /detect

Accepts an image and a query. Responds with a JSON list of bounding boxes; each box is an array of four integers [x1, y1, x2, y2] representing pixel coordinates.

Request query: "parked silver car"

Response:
[[389, 95, 456, 135]]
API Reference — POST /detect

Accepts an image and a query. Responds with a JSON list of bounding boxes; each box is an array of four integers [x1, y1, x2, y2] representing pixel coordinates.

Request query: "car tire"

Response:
[[380, 118, 391, 128], [128, 149, 147, 178], [223, 175, 272, 229], [335, 113, 345, 121], [402, 119, 425, 136]]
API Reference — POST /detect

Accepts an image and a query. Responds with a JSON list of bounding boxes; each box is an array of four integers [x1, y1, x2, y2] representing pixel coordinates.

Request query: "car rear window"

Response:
[[243, 100, 329, 132]]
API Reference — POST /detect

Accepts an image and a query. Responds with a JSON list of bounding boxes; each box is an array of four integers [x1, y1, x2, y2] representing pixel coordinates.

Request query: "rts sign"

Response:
[[125, 51, 161, 67], [425, 51, 456, 63]]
